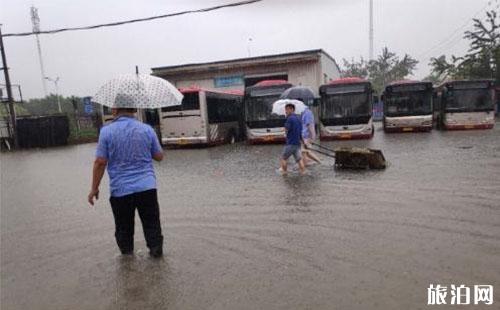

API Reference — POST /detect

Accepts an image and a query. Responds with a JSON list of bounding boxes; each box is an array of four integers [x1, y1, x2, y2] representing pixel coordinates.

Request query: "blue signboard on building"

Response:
[[83, 96, 93, 114], [214, 75, 244, 88]]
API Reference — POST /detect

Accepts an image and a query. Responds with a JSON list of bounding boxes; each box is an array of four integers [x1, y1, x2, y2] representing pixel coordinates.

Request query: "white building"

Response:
[[151, 49, 341, 95]]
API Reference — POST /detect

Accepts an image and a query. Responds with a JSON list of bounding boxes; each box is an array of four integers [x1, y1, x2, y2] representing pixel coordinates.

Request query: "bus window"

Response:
[[162, 92, 200, 112], [207, 95, 240, 123]]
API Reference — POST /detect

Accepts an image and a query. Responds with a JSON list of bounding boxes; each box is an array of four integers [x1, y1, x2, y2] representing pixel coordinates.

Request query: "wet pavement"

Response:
[[1, 122, 500, 309]]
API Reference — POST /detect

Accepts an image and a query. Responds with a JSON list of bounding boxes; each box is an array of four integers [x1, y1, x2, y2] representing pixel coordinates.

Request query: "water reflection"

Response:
[[112, 255, 173, 309], [1, 122, 500, 309]]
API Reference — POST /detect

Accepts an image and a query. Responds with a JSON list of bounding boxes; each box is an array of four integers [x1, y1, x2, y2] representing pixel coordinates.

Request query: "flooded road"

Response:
[[2, 122, 500, 309]]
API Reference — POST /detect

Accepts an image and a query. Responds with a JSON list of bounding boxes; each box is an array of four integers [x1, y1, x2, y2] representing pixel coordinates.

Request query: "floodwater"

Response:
[[1, 122, 500, 310]]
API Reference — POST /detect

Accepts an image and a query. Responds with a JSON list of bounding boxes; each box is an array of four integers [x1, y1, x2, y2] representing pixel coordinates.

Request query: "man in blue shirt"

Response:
[[280, 103, 306, 175], [88, 108, 164, 257]]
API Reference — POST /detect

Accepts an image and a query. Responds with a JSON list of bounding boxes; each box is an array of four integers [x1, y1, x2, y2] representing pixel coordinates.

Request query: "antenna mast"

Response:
[[31, 6, 48, 96], [369, 0, 374, 60]]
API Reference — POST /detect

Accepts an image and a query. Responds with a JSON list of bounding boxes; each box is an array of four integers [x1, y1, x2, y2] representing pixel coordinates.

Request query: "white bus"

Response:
[[244, 80, 293, 144], [318, 78, 374, 140], [382, 80, 433, 132], [436, 80, 495, 130], [100, 106, 144, 124], [159, 87, 243, 146]]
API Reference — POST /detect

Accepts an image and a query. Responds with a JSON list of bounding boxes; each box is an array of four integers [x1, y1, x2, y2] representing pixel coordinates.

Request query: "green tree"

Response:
[[425, 55, 456, 83], [428, 9, 499, 84], [20, 94, 84, 116], [367, 47, 418, 93], [341, 57, 369, 79], [341, 47, 419, 93]]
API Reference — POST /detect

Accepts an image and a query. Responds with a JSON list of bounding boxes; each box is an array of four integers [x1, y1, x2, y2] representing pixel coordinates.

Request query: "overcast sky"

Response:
[[0, 0, 496, 99]]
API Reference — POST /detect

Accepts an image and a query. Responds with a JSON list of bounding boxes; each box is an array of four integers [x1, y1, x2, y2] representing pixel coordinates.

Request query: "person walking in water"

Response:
[[88, 107, 164, 258], [300, 105, 321, 165], [280, 103, 306, 175]]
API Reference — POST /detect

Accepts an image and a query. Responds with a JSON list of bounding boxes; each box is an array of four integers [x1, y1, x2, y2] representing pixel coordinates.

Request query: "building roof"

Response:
[[388, 79, 432, 87], [178, 86, 243, 96], [151, 49, 339, 76], [327, 77, 368, 85]]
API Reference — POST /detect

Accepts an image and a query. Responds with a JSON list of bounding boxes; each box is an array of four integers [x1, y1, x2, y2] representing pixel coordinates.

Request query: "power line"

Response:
[[416, 0, 491, 59], [2, 0, 263, 38]]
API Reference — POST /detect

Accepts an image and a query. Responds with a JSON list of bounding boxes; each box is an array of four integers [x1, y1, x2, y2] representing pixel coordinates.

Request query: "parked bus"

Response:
[[495, 86, 500, 116], [100, 106, 144, 124], [159, 87, 243, 146], [244, 80, 293, 143], [318, 77, 374, 140], [435, 80, 495, 130], [382, 80, 433, 132]]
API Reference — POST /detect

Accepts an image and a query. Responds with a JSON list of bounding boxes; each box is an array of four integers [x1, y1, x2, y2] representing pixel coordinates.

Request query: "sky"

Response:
[[0, 0, 497, 99]]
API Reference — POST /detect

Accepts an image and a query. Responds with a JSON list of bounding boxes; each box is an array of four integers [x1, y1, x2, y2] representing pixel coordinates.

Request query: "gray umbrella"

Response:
[[279, 86, 315, 105]]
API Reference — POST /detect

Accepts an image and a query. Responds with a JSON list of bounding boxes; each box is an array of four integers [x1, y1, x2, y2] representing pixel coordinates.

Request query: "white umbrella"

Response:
[[272, 99, 307, 116], [93, 73, 183, 108]]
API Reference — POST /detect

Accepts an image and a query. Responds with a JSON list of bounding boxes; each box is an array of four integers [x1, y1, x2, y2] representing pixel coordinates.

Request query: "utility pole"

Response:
[[369, 0, 374, 61], [31, 6, 48, 96], [0, 25, 18, 148], [247, 37, 253, 57]]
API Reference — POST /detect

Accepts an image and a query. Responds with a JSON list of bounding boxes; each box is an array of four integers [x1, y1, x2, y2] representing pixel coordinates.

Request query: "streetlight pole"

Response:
[[45, 76, 61, 113], [247, 37, 253, 57], [0, 25, 18, 148]]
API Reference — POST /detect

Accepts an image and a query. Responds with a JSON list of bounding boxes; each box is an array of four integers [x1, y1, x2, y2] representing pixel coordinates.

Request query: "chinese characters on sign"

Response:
[[83, 96, 93, 114], [214, 76, 244, 88], [428, 284, 493, 305]]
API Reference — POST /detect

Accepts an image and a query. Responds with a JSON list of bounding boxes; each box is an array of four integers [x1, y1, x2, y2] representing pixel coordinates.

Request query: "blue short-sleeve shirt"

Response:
[[301, 108, 315, 139], [284, 113, 302, 146], [96, 116, 162, 197]]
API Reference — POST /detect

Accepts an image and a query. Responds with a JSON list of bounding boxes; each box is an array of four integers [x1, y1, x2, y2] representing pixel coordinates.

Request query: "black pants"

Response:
[[109, 189, 163, 254]]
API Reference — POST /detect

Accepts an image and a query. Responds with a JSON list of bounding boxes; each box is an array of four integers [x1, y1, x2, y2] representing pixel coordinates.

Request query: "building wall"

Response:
[[319, 54, 341, 86], [164, 62, 290, 91], [287, 61, 321, 95], [156, 57, 328, 95]]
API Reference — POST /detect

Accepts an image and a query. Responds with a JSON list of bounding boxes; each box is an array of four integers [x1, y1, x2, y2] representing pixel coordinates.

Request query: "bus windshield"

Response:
[[321, 92, 370, 120], [245, 94, 285, 127], [445, 88, 493, 112], [245, 84, 290, 128], [385, 90, 432, 116], [161, 92, 200, 112]]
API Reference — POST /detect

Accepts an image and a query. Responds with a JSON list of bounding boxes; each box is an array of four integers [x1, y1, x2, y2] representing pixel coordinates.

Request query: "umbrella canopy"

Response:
[[279, 86, 315, 105], [272, 99, 307, 116], [93, 74, 183, 108]]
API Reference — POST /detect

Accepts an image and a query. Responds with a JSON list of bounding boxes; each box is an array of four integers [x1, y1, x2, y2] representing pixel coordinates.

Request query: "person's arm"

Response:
[[88, 157, 107, 206], [153, 152, 164, 161], [88, 129, 108, 206], [308, 123, 316, 141], [150, 127, 164, 162]]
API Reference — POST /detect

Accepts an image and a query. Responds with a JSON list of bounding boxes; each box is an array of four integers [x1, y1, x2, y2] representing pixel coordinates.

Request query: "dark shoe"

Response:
[[120, 248, 133, 255], [149, 246, 163, 258]]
